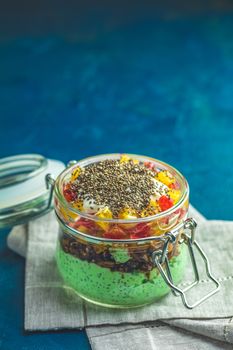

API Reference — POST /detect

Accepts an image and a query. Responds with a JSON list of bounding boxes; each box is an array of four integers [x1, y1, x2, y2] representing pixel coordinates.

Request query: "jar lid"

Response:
[[0, 154, 65, 228]]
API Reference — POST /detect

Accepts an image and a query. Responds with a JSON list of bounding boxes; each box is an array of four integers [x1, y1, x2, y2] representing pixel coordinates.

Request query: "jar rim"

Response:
[[54, 153, 189, 224]]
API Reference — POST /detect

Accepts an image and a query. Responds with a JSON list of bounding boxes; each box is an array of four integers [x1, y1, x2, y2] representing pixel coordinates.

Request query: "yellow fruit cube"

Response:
[[118, 208, 138, 220], [156, 171, 175, 186], [60, 206, 77, 221], [96, 207, 113, 230], [72, 199, 83, 211], [120, 155, 139, 164], [120, 154, 131, 163], [97, 206, 113, 219], [149, 198, 159, 209], [168, 190, 181, 204], [140, 205, 159, 218], [71, 166, 82, 181], [77, 225, 89, 233], [140, 208, 150, 218], [118, 208, 138, 229], [59, 206, 69, 221]]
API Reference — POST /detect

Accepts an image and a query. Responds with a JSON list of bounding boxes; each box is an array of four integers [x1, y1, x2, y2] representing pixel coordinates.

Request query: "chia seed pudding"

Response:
[[54, 154, 189, 307]]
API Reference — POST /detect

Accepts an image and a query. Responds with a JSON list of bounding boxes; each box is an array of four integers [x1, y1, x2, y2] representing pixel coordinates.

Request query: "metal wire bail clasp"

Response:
[[152, 218, 220, 309], [45, 173, 55, 211]]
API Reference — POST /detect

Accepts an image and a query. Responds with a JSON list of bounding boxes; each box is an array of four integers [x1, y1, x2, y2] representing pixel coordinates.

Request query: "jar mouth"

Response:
[[0, 154, 48, 190], [54, 153, 189, 224]]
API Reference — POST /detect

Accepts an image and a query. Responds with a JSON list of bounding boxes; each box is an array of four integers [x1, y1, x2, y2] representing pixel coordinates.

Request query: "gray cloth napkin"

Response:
[[86, 324, 233, 350], [7, 205, 233, 349]]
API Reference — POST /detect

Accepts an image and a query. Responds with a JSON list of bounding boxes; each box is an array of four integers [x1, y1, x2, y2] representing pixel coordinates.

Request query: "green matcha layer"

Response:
[[56, 243, 187, 308]]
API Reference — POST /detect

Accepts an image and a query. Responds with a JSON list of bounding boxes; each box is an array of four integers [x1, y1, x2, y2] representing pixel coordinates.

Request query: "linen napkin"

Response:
[[7, 205, 233, 348], [86, 323, 233, 350]]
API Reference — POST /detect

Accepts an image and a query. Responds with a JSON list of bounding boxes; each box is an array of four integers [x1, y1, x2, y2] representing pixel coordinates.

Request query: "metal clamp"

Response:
[[152, 218, 220, 309], [45, 173, 55, 211]]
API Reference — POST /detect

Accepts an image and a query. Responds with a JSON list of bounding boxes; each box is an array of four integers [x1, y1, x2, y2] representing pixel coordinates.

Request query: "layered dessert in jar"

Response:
[[54, 154, 189, 307]]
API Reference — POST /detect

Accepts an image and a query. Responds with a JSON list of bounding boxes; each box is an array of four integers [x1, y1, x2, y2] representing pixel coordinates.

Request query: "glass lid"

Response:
[[0, 154, 64, 228]]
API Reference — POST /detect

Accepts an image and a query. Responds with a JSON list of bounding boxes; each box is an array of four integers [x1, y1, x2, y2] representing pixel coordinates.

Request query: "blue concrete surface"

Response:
[[1, 12, 233, 349], [0, 229, 90, 349]]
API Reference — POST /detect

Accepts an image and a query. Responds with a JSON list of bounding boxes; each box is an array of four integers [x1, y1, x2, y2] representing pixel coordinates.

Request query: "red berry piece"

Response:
[[63, 183, 77, 202], [168, 182, 179, 190], [168, 183, 175, 189], [74, 218, 95, 229], [158, 195, 173, 211], [63, 188, 77, 202], [130, 223, 151, 239], [103, 226, 127, 239], [178, 208, 187, 219], [144, 161, 156, 171]]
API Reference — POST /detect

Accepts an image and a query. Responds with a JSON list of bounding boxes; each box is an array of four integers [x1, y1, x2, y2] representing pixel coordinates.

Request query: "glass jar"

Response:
[[0, 153, 220, 309], [53, 154, 220, 309]]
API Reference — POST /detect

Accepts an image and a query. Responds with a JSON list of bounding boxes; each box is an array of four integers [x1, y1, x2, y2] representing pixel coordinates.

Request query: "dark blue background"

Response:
[[1, 3, 233, 349]]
